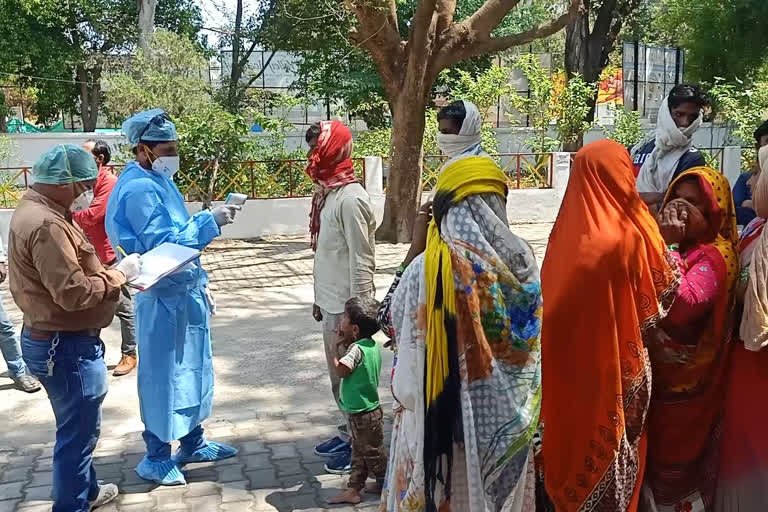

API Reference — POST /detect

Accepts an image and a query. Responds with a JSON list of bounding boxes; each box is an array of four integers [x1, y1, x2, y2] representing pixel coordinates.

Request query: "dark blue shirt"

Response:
[[733, 171, 756, 226], [632, 140, 706, 181]]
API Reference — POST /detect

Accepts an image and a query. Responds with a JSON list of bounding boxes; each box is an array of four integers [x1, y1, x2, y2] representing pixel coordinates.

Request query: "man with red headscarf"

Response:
[[305, 120, 376, 474]]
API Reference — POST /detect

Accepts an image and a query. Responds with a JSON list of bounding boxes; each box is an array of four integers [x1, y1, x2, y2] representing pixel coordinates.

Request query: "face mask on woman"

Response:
[[151, 156, 180, 179], [70, 188, 95, 213]]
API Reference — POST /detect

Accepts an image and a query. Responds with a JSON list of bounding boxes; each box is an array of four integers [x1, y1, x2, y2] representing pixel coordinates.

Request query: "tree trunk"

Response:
[[78, 65, 101, 132], [138, 0, 157, 54], [0, 91, 7, 133], [375, 94, 428, 243], [227, 0, 244, 112]]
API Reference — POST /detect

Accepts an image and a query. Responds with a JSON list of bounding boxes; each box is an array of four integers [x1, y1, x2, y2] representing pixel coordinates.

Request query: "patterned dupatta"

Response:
[[385, 155, 543, 512], [539, 140, 679, 512], [644, 166, 738, 510]]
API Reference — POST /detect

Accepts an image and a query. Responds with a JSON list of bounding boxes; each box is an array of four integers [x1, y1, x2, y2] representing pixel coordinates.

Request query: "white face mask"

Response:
[[71, 189, 94, 213], [151, 156, 180, 179]]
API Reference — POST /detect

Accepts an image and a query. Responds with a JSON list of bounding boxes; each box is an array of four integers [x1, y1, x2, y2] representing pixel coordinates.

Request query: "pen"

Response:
[[116, 246, 128, 258]]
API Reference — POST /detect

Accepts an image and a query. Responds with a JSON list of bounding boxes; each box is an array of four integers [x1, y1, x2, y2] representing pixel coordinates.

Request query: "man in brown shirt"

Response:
[[9, 144, 141, 512]]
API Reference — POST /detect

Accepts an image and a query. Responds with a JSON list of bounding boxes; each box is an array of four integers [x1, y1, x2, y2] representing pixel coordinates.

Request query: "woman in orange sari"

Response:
[[538, 140, 679, 511], [643, 166, 738, 511]]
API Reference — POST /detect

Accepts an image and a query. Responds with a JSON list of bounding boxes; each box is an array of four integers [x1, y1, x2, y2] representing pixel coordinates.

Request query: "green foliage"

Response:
[[647, 0, 768, 84], [602, 107, 645, 148], [441, 65, 512, 125], [0, 135, 15, 162], [508, 55, 558, 152], [509, 55, 595, 151], [103, 30, 211, 122], [0, 0, 203, 127], [553, 74, 596, 147]]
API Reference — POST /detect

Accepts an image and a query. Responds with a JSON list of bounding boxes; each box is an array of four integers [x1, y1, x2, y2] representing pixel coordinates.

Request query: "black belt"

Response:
[[23, 327, 101, 341]]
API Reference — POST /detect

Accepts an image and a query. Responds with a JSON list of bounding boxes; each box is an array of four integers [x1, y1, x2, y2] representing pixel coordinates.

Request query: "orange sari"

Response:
[[644, 167, 738, 511], [539, 140, 679, 511]]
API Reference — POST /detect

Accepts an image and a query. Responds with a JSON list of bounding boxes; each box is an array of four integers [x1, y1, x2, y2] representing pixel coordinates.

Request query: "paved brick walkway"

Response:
[[0, 224, 552, 511]]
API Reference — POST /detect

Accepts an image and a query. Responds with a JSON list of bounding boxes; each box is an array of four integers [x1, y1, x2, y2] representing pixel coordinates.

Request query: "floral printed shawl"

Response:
[[381, 156, 542, 512]]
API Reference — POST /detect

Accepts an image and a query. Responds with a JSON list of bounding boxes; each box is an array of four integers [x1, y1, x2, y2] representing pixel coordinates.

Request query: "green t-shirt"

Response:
[[339, 338, 382, 414]]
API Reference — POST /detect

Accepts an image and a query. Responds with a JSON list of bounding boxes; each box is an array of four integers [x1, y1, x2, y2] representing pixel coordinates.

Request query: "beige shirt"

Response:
[[313, 183, 376, 314], [9, 189, 125, 331]]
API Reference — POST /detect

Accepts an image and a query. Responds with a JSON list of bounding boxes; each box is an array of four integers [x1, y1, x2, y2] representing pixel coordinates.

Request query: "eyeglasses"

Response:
[[136, 112, 173, 143]]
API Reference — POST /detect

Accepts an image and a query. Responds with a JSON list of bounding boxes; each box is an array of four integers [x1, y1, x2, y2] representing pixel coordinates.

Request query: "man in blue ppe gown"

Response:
[[105, 109, 242, 486]]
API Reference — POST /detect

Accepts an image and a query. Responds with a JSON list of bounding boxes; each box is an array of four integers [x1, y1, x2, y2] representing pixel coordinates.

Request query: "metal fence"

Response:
[[0, 153, 551, 209], [409, 153, 554, 191], [0, 159, 367, 208]]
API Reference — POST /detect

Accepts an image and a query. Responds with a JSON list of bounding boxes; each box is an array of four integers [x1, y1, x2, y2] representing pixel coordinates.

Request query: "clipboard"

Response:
[[127, 242, 201, 291]]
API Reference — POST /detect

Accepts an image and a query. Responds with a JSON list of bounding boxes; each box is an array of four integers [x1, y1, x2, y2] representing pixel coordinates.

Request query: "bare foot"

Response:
[[328, 488, 362, 504], [364, 481, 383, 494]]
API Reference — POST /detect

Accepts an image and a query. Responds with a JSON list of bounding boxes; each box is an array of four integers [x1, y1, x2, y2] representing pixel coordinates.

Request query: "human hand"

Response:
[[312, 304, 323, 322], [743, 199, 754, 209], [0, 263, 7, 284], [205, 286, 217, 316], [211, 205, 242, 227], [115, 254, 142, 282], [659, 200, 688, 245], [404, 201, 433, 266]]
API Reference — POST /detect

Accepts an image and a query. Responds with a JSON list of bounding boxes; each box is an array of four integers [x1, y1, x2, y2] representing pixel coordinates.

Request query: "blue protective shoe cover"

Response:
[[172, 441, 239, 465], [135, 456, 186, 486]]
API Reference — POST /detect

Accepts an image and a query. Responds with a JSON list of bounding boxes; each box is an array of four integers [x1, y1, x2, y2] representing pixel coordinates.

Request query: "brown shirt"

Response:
[[9, 189, 126, 331]]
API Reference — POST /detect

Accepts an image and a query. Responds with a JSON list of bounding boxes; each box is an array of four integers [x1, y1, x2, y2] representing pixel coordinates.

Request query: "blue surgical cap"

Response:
[[122, 108, 178, 145], [32, 144, 98, 185]]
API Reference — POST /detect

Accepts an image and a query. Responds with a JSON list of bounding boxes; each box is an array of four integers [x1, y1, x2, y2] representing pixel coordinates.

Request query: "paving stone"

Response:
[[120, 469, 147, 487], [183, 494, 221, 510], [220, 480, 251, 503], [120, 504, 161, 512], [250, 489, 287, 512], [28, 471, 53, 488], [22, 485, 52, 501], [240, 440, 269, 455], [214, 464, 245, 484], [302, 461, 327, 477], [184, 481, 220, 498], [93, 462, 124, 479], [185, 466, 218, 483], [117, 490, 154, 505], [152, 486, 187, 510], [1, 465, 30, 483], [268, 443, 297, 460], [92, 454, 124, 465], [274, 458, 303, 478], [94, 502, 118, 512], [284, 493, 321, 510], [245, 469, 280, 490], [243, 454, 271, 470], [15, 502, 52, 512], [0, 480, 25, 500], [0, 499, 20, 512], [33, 457, 53, 472], [219, 500, 255, 512], [119, 482, 157, 494]]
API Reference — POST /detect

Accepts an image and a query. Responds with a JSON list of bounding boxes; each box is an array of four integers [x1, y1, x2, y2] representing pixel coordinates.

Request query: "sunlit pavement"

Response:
[[0, 223, 552, 511]]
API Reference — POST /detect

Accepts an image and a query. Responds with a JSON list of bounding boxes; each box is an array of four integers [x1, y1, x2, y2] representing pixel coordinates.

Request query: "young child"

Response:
[[327, 296, 386, 505]]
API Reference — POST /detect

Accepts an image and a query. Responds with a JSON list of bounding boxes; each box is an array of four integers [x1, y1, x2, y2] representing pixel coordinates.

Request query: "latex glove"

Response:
[[115, 254, 142, 282], [211, 205, 241, 227], [205, 286, 217, 316]]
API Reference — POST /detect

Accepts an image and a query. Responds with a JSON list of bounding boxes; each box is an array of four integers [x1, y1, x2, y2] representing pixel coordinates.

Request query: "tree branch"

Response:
[[436, 0, 583, 70], [464, 0, 523, 37], [435, 0, 457, 35], [242, 50, 276, 89]]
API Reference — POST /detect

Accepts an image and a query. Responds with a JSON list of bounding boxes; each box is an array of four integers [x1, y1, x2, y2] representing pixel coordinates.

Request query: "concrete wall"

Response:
[[2, 123, 737, 169], [186, 152, 572, 240]]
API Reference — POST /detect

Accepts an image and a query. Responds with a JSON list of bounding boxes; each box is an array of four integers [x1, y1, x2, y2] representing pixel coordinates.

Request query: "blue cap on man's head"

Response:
[[122, 108, 178, 145], [32, 144, 98, 185]]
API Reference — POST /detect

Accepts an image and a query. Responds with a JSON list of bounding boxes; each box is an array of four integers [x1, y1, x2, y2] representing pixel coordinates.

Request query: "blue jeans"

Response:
[[21, 331, 108, 512], [143, 424, 206, 461], [0, 296, 25, 379]]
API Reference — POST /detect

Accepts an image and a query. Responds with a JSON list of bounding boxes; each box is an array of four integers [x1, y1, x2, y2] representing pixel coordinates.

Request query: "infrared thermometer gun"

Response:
[[225, 193, 247, 206]]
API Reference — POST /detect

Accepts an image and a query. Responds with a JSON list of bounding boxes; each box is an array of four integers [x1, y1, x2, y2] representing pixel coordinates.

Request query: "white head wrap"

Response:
[[633, 96, 703, 193], [436, 100, 483, 158]]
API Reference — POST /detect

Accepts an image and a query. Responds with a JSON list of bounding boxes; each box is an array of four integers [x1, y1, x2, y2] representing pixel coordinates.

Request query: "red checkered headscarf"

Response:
[[305, 120, 358, 250]]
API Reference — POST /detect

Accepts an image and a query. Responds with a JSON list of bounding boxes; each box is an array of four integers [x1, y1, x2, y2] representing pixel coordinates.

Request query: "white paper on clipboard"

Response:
[[127, 242, 200, 291]]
